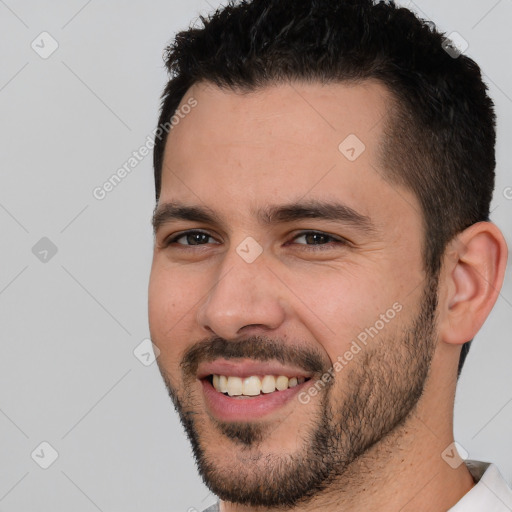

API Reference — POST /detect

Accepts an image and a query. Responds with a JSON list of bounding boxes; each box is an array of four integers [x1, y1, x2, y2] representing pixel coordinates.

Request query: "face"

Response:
[[148, 81, 439, 507]]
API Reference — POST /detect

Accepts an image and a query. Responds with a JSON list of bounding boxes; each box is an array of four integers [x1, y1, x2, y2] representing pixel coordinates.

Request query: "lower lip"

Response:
[[201, 378, 312, 421]]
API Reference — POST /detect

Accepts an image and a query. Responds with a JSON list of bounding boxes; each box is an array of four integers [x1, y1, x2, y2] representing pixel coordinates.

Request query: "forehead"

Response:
[[164, 79, 390, 170], [159, 80, 418, 233]]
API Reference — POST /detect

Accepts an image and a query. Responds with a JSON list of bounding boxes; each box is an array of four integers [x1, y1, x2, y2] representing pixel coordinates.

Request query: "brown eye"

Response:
[[165, 231, 217, 246], [291, 231, 347, 249]]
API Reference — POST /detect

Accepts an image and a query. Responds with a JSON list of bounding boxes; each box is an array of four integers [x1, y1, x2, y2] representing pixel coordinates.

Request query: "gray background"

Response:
[[0, 1, 511, 511]]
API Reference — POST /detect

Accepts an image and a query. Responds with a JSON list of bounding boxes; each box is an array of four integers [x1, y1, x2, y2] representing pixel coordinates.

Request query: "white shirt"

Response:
[[448, 460, 512, 511], [202, 460, 512, 512]]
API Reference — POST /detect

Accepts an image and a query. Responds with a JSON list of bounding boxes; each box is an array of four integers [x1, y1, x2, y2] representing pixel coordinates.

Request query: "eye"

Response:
[[163, 230, 219, 247], [289, 230, 349, 250], [161, 229, 349, 250]]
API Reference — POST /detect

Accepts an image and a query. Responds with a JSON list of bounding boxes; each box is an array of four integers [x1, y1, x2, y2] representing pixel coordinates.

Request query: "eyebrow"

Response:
[[152, 199, 376, 235]]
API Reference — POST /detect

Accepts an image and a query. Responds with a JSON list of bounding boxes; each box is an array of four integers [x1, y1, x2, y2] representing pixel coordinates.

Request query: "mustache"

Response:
[[180, 335, 330, 379]]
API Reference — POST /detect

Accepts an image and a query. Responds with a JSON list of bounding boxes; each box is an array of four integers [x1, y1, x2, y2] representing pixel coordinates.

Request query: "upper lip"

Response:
[[196, 359, 313, 380]]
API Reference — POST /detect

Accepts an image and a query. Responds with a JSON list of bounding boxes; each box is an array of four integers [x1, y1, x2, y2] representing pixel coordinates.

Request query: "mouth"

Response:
[[199, 371, 314, 421], [206, 374, 311, 397]]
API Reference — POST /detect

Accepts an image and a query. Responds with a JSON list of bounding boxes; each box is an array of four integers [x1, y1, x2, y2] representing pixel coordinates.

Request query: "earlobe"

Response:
[[439, 221, 508, 345]]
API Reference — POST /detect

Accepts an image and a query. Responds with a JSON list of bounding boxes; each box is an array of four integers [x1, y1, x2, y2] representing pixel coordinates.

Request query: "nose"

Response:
[[196, 244, 286, 340]]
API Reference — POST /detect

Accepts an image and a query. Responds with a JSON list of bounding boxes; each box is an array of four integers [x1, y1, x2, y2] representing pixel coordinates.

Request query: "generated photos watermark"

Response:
[[92, 97, 198, 201], [298, 301, 403, 404]]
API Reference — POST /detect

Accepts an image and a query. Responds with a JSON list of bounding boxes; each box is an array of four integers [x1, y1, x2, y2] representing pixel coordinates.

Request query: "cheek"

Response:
[[149, 261, 199, 315], [148, 264, 200, 361], [287, 266, 404, 360]]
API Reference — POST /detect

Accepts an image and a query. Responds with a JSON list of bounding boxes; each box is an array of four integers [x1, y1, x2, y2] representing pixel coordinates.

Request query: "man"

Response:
[[148, 0, 511, 510]]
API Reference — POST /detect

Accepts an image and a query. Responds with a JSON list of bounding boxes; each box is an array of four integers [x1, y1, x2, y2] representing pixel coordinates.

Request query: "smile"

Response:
[[209, 374, 309, 397]]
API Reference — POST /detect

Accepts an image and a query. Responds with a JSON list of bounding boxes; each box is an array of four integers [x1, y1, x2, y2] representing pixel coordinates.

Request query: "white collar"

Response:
[[448, 460, 512, 510]]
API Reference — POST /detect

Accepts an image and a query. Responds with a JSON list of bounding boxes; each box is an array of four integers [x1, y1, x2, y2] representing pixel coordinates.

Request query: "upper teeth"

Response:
[[212, 375, 306, 396]]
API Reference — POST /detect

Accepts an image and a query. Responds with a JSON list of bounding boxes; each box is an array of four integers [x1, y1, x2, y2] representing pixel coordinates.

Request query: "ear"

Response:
[[438, 221, 508, 345]]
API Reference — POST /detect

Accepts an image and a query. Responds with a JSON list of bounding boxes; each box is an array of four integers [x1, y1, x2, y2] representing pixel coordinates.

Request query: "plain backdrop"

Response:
[[0, 1, 511, 511]]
